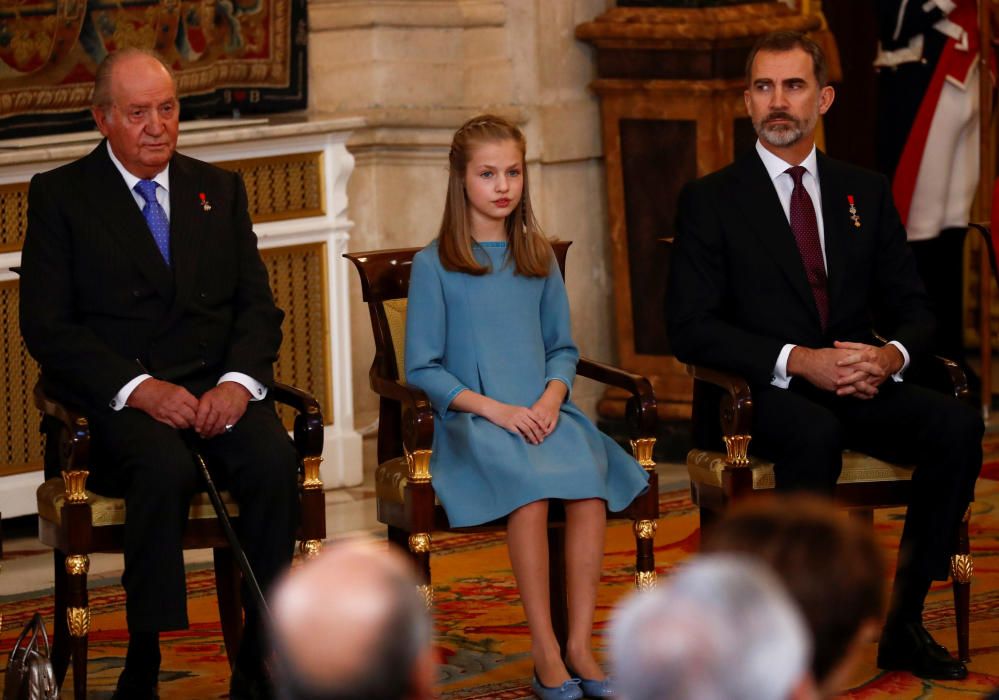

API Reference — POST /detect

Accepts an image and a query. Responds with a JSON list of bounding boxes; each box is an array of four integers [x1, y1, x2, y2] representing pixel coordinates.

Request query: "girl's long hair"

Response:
[[437, 114, 551, 277]]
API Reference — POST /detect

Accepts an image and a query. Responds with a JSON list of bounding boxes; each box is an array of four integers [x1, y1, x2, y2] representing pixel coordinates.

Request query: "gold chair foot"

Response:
[[67, 607, 91, 637], [951, 553, 973, 584], [300, 539, 323, 559], [417, 583, 434, 609], [635, 570, 657, 591]]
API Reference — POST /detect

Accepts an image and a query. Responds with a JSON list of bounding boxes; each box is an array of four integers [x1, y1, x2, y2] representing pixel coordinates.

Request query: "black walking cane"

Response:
[[192, 451, 272, 624]]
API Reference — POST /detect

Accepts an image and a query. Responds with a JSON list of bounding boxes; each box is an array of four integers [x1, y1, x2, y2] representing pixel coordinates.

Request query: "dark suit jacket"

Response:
[[19, 142, 284, 413], [666, 147, 934, 388]]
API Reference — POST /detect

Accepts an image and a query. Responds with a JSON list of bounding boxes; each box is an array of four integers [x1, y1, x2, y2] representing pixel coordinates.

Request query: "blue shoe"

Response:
[[566, 666, 615, 698], [532, 671, 583, 700]]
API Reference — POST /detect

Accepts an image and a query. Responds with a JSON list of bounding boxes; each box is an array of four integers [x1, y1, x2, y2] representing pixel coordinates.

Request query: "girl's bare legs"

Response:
[[508, 499, 571, 687], [564, 497, 608, 681]]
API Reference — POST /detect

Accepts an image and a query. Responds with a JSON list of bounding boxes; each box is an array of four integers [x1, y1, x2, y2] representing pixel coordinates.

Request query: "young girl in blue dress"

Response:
[[405, 115, 650, 700]]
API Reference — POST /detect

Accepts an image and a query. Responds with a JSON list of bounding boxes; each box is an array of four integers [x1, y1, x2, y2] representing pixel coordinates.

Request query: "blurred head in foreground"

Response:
[[610, 554, 816, 700], [703, 496, 885, 696], [270, 539, 435, 700]]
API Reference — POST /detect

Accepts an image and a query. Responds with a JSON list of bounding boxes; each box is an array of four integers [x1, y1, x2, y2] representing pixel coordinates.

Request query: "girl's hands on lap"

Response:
[[530, 394, 561, 436], [487, 402, 547, 444], [531, 380, 567, 436]]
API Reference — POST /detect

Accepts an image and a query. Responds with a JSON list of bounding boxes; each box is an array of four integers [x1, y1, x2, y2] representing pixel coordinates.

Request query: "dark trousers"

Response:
[[752, 378, 982, 582], [87, 400, 299, 635]]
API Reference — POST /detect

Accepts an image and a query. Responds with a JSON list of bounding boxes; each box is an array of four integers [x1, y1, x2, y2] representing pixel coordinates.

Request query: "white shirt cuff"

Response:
[[924, 0, 956, 14], [887, 340, 910, 382], [110, 374, 152, 410], [771, 344, 796, 389], [219, 372, 267, 400]]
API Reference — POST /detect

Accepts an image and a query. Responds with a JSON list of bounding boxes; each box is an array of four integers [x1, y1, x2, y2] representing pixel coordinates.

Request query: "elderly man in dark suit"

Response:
[[19, 48, 298, 699], [667, 31, 981, 680]]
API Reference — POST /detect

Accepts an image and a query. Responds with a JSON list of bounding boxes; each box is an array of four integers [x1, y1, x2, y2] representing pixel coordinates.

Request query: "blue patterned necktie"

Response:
[[134, 179, 171, 266]]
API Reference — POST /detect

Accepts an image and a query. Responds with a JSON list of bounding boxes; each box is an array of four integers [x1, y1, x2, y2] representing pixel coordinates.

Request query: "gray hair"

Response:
[[91, 48, 175, 110], [610, 555, 811, 700]]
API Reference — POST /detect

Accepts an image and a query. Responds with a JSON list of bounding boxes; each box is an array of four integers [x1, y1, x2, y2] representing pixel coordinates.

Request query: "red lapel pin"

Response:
[[847, 195, 860, 228]]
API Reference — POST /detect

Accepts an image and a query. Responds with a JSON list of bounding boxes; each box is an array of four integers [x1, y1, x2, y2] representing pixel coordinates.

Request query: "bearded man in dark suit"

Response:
[[667, 31, 981, 680], [19, 48, 298, 699]]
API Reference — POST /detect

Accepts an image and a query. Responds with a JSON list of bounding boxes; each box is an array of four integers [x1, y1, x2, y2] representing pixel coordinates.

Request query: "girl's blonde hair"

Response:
[[437, 114, 551, 277]]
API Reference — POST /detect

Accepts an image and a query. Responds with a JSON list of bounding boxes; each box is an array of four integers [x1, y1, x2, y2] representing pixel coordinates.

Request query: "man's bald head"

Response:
[[270, 539, 434, 700]]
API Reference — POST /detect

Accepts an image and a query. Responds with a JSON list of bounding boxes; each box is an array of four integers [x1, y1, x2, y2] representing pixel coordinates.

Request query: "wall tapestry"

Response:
[[0, 0, 307, 139]]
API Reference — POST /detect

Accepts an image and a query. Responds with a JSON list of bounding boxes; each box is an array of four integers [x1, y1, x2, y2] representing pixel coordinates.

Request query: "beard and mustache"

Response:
[[753, 109, 818, 148]]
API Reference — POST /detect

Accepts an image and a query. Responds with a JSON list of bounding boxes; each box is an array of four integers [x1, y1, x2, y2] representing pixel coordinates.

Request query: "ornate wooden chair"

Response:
[[345, 241, 660, 649], [684, 356, 975, 662], [34, 381, 327, 698]]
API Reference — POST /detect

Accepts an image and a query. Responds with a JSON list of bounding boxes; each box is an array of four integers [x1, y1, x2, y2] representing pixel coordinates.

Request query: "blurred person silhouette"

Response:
[[610, 554, 818, 700], [702, 496, 885, 697], [270, 539, 436, 700]]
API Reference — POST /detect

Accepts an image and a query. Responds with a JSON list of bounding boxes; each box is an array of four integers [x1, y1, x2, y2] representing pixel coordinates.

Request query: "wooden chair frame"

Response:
[[345, 241, 660, 650], [35, 381, 327, 698]]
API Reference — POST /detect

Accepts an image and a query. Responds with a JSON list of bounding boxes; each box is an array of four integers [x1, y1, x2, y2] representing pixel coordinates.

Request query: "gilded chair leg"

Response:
[[299, 539, 324, 559], [408, 532, 433, 609], [65, 554, 91, 700], [214, 547, 243, 669], [633, 519, 658, 590], [51, 552, 70, 688], [547, 526, 569, 656], [69, 617, 89, 700], [404, 477, 435, 608], [952, 509, 972, 663]]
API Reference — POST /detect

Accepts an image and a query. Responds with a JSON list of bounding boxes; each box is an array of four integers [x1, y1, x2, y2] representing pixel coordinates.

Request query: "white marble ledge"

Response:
[[0, 113, 366, 168]]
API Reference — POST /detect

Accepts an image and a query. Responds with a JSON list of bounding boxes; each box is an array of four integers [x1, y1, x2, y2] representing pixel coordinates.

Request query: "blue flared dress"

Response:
[[404, 241, 649, 527]]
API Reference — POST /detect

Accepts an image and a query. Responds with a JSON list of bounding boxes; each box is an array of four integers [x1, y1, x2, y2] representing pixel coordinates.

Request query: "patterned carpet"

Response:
[[4, 451, 999, 698]]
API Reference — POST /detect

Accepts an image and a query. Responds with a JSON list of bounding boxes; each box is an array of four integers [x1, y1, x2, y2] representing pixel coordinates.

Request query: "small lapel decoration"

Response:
[[199, 192, 212, 212], [847, 195, 861, 228]]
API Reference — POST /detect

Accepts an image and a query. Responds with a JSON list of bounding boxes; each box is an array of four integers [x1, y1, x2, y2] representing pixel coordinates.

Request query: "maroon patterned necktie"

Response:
[[786, 165, 828, 331]]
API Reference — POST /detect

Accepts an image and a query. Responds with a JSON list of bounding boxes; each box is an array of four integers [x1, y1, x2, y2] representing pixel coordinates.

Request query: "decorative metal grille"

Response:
[[0, 281, 44, 476], [219, 152, 325, 223], [0, 183, 29, 253], [261, 243, 332, 428]]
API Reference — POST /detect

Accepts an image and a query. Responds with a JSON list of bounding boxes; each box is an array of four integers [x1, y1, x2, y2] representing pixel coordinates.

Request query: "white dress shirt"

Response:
[[754, 141, 910, 389], [105, 142, 267, 410]]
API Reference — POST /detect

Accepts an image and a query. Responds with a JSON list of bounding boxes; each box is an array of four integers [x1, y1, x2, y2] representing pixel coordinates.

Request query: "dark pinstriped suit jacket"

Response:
[[19, 142, 283, 413]]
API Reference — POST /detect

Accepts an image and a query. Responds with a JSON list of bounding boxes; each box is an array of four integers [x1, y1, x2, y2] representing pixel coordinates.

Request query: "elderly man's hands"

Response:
[[128, 379, 251, 436], [788, 342, 903, 399], [127, 378, 200, 429]]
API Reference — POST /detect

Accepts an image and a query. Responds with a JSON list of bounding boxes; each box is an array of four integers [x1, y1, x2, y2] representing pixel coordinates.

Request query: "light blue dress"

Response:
[[404, 241, 650, 527]]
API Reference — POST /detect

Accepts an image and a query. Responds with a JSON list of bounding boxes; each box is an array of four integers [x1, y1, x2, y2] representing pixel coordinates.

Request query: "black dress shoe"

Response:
[[110, 674, 159, 699], [229, 666, 274, 700], [877, 622, 968, 680]]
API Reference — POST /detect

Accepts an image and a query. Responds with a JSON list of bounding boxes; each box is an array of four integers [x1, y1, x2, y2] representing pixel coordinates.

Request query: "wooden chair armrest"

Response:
[[916, 355, 969, 400], [934, 355, 969, 400], [686, 364, 754, 436], [271, 382, 325, 459], [369, 372, 435, 452], [871, 332, 968, 400], [33, 383, 90, 474], [576, 357, 657, 437], [270, 382, 320, 415], [577, 357, 646, 393]]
